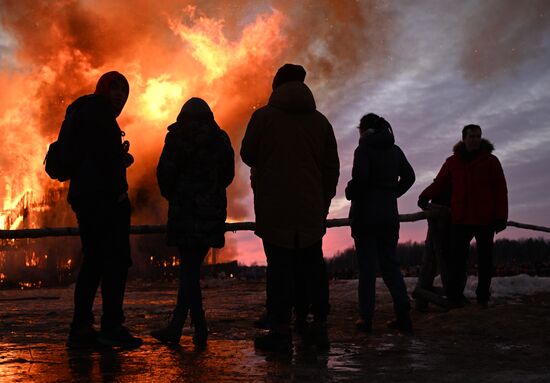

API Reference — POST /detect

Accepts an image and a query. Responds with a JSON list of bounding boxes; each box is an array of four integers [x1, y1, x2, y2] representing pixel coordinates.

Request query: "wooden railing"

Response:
[[0, 212, 548, 239]]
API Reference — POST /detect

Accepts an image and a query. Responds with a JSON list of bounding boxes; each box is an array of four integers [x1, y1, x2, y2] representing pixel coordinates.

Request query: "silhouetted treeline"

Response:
[[327, 238, 550, 279], [2, 237, 550, 288]]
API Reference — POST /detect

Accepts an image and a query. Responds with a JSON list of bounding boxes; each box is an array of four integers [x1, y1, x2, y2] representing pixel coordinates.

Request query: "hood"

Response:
[[169, 97, 218, 144], [167, 118, 220, 146], [359, 126, 395, 149], [176, 97, 214, 122], [453, 138, 494, 158], [94, 71, 129, 117], [65, 94, 107, 118], [268, 81, 316, 113], [94, 71, 129, 96]]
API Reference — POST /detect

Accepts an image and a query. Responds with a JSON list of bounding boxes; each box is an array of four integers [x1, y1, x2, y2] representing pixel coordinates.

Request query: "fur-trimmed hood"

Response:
[[453, 138, 494, 157]]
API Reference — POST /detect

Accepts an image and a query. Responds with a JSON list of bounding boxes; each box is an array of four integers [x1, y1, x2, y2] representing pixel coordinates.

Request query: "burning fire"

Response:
[[0, 1, 386, 276], [0, 2, 287, 232]]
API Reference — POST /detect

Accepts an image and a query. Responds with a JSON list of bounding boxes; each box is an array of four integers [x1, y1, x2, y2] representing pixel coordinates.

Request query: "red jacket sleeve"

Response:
[[419, 158, 452, 201], [491, 156, 508, 221]]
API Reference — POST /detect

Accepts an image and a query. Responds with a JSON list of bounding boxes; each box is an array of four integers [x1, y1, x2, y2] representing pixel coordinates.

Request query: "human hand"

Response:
[[417, 196, 429, 210], [494, 219, 507, 234]]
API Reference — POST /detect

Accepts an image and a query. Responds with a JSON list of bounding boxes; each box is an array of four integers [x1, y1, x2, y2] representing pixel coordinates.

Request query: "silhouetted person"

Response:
[[418, 124, 508, 308], [412, 186, 452, 311], [241, 64, 339, 351], [152, 97, 234, 347], [345, 114, 415, 335], [67, 71, 141, 348], [250, 167, 311, 335]]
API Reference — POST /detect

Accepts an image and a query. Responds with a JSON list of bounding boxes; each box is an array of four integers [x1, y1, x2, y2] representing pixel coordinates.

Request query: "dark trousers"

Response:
[[173, 244, 209, 320], [263, 240, 329, 327], [447, 224, 494, 303], [416, 214, 451, 292], [354, 225, 410, 324], [72, 198, 131, 331]]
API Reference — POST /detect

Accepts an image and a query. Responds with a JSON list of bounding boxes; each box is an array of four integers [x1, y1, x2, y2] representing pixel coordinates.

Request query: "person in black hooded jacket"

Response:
[[345, 113, 415, 334], [67, 71, 141, 349], [151, 97, 234, 347]]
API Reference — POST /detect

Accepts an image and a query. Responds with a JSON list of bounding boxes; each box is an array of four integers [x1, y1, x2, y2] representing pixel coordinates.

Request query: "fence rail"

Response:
[[0, 212, 548, 239]]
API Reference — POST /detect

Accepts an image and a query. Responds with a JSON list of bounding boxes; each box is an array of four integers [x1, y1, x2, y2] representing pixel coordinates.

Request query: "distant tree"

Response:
[[326, 239, 550, 279]]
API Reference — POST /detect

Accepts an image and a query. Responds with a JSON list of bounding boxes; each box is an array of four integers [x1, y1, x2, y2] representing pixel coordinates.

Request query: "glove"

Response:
[[494, 219, 507, 234], [417, 196, 429, 210]]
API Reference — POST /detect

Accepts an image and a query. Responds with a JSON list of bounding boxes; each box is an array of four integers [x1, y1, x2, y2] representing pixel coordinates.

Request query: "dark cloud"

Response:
[[460, 0, 550, 81]]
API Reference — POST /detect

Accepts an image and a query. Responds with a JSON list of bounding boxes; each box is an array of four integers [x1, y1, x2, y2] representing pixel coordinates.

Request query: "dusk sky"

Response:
[[1, 1, 549, 265]]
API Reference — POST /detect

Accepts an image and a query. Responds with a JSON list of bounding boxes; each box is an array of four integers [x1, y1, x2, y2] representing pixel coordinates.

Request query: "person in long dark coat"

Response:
[[241, 64, 339, 351], [345, 113, 415, 334], [151, 97, 234, 346]]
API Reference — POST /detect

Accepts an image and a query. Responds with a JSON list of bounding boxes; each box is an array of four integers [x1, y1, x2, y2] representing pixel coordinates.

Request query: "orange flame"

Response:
[[1, 1, 388, 263], [0, 4, 287, 235]]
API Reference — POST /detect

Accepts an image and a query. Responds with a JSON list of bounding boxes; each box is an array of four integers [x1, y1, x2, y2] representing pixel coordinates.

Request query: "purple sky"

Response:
[[235, 1, 550, 264]]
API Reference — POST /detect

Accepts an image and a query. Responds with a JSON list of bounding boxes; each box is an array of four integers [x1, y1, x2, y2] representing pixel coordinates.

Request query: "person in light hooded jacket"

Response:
[[151, 97, 234, 347], [345, 113, 415, 335]]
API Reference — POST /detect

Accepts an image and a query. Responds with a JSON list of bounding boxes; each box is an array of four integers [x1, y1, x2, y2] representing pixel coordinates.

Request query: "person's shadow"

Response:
[[67, 347, 124, 382], [99, 348, 124, 382], [255, 337, 330, 381]]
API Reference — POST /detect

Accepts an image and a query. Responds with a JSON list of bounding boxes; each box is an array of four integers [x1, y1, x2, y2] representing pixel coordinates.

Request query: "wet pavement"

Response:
[[1, 278, 550, 382]]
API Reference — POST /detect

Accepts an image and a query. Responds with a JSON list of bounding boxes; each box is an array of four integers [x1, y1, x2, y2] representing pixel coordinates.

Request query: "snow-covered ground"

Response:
[[406, 274, 550, 299]]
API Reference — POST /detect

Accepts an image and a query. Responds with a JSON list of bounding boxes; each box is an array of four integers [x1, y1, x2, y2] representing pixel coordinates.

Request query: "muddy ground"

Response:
[[1, 278, 549, 382]]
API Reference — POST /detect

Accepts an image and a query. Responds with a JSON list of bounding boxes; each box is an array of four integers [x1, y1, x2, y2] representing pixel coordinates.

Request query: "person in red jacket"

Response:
[[418, 124, 508, 308]]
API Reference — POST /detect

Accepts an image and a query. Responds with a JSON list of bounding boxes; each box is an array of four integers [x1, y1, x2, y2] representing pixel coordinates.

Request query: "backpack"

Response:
[[44, 107, 79, 181]]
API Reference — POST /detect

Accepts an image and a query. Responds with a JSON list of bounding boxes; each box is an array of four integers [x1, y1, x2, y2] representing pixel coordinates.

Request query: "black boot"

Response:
[[191, 310, 208, 347], [307, 320, 330, 349], [151, 309, 187, 345], [254, 324, 293, 352], [388, 308, 413, 336]]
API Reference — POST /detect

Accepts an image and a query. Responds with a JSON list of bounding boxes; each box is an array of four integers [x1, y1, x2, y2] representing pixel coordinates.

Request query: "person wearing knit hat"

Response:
[[272, 63, 307, 90], [65, 71, 141, 349], [242, 64, 339, 351]]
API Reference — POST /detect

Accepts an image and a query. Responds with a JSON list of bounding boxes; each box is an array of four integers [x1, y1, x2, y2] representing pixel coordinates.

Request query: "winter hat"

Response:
[[359, 113, 393, 134], [94, 71, 129, 96], [177, 97, 214, 122], [272, 63, 307, 90]]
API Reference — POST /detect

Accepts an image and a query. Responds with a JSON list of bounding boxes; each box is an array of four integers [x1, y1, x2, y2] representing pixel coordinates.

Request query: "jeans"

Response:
[[173, 244, 209, 320], [263, 240, 329, 327], [354, 225, 410, 324], [72, 198, 131, 331], [416, 212, 451, 292], [447, 224, 494, 303]]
